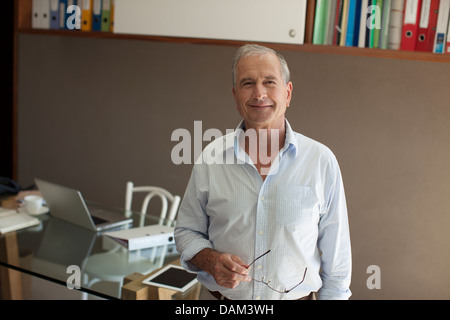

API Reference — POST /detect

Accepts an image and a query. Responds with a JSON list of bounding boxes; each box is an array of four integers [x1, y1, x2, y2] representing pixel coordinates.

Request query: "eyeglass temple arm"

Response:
[[247, 249, 271, 268], [285, 267, 308, 293]]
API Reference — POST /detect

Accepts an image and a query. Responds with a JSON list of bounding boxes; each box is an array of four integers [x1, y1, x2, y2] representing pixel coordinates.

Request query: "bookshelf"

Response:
[[14, 0, 450, 63]]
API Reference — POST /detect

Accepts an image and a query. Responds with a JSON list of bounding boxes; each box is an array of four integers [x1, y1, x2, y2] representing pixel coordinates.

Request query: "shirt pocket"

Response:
[[275, 185, 320, 232]]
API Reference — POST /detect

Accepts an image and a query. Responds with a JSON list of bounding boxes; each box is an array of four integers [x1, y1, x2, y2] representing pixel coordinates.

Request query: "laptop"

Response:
[[35, 178, 132, 232]]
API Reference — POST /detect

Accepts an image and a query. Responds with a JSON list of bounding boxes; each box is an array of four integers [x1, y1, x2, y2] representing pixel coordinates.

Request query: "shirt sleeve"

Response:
[[317, 153, 352, 300], [174, 164, 214, 273]]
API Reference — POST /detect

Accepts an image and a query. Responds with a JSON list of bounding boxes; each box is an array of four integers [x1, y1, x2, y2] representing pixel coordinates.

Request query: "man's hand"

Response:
[[190, 248, 251, 289]]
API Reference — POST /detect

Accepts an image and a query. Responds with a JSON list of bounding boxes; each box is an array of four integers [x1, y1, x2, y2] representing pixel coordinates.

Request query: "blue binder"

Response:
[[50, 0, 60, 29], [92, 0, 103, 31], [58, 0, 67, 29], [352, 0, 362, 46], [345, 0, 357, 46]]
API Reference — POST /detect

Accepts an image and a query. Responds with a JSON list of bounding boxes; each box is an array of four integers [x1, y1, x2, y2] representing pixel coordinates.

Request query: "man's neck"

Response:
[[241, 120, 286, 180]]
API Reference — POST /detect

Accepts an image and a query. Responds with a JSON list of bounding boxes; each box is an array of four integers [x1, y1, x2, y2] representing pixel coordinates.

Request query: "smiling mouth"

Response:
[[249, 104, 272, 108], [247, 99, 274, 108]]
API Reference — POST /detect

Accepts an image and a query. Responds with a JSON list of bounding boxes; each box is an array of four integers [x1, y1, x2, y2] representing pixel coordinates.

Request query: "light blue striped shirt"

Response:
[[174, 120, 352, 300]]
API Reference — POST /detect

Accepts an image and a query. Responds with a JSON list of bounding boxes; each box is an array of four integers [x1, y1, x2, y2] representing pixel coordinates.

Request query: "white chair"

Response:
[[81, 182, 181, 299], [125, 181, 181, 226]]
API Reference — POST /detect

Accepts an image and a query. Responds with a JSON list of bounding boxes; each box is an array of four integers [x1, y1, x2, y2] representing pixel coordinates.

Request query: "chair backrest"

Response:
[[125, 181, 181, 224]]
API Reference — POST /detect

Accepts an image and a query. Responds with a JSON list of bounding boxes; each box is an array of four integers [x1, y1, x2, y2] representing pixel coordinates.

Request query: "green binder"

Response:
[[313, 0, 330, 44]]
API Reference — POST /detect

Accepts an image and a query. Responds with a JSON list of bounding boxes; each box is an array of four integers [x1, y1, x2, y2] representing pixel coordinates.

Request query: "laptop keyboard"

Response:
[[92, 215, 108, 225]]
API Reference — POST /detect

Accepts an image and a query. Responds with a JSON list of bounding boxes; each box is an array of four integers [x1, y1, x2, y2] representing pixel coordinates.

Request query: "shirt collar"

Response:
[[283, 119, 299, 158], [231, 119, 299, 159]]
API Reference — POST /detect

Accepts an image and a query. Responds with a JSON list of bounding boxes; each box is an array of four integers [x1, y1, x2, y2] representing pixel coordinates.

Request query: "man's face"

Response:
[[232, 53, 293, 130]]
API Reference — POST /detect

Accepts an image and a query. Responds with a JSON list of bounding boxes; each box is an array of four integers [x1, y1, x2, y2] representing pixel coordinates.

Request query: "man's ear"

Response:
[[286, 81, 293, 107]]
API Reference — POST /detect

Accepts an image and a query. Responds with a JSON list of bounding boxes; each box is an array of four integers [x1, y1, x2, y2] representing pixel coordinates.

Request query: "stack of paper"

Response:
[[0, 207, 17, 218], [0, 208, 40, 235]]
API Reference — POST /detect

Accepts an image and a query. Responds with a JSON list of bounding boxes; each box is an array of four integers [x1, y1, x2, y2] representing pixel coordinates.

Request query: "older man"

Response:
[[175, 44, 352, 300]]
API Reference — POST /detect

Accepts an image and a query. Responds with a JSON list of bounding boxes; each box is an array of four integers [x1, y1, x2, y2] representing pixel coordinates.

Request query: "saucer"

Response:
[[18, 205, 49, 216]]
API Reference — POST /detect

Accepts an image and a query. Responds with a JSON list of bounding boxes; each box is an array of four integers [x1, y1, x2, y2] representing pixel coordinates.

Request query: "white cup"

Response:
[[24, 195, 44, 214]]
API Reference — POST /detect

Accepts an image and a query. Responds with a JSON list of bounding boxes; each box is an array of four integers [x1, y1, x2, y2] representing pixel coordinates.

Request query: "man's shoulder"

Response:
[[291, 130, 336, 160]]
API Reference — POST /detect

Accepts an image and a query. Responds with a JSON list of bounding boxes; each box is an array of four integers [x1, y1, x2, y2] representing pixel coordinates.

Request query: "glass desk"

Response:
[[0, 203, 180, 300]]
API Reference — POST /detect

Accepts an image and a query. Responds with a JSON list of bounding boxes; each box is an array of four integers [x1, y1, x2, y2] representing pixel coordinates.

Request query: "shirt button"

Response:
[[258, 230, 264, 235], [257, 265, 262, 269], [260, 196, 265, 201], [255, 296, 261, 300]]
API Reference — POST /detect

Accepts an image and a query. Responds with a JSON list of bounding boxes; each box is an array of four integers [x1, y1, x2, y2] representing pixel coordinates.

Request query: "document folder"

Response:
[[416, 0, 440, 52], [388, 0, 406, 50], [104, 224, 175, 251], [433, 0, 450, 53], [32, 0, 51, 29], [81, 0, 93, 31], [50, 0, 60, 29], [101, 0, 111, 31], [401, 0, 422, 51], [92, 0, 102, 31]]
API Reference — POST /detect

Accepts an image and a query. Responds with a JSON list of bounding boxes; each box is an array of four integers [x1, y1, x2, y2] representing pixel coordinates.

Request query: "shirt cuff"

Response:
[[179, 239, 214, 273]]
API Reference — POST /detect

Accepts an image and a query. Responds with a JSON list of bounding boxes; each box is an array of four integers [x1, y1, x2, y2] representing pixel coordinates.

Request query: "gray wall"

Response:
[[17, 34, 450, 299]]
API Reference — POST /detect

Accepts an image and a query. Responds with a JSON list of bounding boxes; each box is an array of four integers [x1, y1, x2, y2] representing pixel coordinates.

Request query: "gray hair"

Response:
[[231, 44, 290, 88]]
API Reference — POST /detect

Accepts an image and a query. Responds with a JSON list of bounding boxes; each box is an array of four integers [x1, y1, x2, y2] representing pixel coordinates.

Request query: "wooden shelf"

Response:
[[15, 0, 450, 63], [17, 28, 450, 63]]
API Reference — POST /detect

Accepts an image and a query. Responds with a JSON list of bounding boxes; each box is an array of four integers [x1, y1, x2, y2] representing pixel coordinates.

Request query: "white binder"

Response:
[[104, 224, 175, 251], [433, 0, 450, 53], [32, 0, 51, 29]]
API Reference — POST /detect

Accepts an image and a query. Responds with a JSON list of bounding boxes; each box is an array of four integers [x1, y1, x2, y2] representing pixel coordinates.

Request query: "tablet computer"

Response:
[[142, 264, 198, 292]]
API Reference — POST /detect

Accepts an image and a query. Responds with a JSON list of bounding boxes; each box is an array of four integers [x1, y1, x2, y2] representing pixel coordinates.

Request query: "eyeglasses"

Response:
[[247, 249, 307, 294]]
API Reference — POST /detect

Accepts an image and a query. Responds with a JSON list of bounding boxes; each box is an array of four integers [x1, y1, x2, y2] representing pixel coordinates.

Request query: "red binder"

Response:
[[416, 0, 441, 51], [401, 0, 423, 50], [446, 33, 450, 54]]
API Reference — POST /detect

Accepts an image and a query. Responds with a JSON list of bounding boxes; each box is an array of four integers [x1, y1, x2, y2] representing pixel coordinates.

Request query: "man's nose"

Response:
[[251, 83, 267, 100]]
